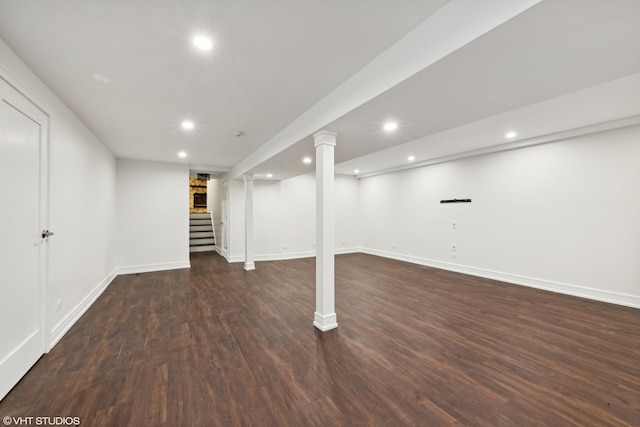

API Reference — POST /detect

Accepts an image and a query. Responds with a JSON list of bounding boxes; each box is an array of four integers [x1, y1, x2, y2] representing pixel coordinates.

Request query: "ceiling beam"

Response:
[[356, 114, 640, 179], [230, 0, 543, 179]]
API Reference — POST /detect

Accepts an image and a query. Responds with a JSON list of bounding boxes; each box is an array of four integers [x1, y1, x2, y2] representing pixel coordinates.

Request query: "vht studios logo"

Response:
[[3, 417, 81, 426]]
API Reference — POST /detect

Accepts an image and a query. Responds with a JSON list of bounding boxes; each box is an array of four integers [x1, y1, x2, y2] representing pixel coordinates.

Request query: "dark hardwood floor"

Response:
[[1, 252, 639, 426]]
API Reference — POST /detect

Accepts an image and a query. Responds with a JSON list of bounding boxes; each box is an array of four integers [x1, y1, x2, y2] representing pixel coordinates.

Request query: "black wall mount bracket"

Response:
[[440, 199, 472, 204]]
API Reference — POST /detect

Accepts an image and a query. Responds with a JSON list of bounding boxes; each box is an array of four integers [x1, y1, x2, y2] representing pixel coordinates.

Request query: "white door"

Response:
[[0, 76, 49, 401]]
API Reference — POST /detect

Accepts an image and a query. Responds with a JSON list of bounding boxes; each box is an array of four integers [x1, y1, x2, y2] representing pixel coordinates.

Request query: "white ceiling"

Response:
[[1, 0, 640, 181]]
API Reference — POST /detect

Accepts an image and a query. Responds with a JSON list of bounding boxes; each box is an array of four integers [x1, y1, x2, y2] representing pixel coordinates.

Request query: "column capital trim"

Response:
[[243, 173, 254, 182], [313, 130, 337, 147]]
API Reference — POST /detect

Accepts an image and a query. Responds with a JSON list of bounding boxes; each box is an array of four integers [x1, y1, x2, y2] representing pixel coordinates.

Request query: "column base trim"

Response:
[[313, 312, 338, 331], [244, 261, 256, 271]]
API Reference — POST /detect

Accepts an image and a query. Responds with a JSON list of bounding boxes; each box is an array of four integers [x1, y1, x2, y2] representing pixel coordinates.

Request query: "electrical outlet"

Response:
[[451, 243, 457, 251], [452, 221, 457, 229], [282, 244, 288, 250], [56, 299, 63, 312]]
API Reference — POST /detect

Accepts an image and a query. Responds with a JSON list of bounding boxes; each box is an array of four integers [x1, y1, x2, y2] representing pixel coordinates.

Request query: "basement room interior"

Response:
[[1, 1, 639, 426]]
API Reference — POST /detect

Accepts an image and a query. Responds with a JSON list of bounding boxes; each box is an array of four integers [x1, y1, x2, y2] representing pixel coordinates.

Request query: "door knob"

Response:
[[42, 230, 54, 238]]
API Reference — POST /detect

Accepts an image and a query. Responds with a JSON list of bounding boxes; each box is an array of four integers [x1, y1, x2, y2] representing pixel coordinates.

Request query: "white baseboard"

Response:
[[226, 247, 360, 264], [45, 247, 637, 359], [252, 247, 360, 263], [361, 248, 640, 309], [226, 254, 245, 263], [48, 260, 190, 351], [116, 261, 191, 275], [216, 246, 239, 263], [255, 250, 315, 262], [313, 312, 338, 331], [49, 269, 117, 350], [336, 247, 361, 256], [227, 252, 309, 263]]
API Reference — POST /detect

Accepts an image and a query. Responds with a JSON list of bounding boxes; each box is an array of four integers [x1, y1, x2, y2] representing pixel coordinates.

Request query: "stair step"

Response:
[[189, 213, 215, 253], [190, 238, 215, 246], [190, 231, 214, 238], [190, 245, 216, 253], [190, 219, 211, 226], [189, 213, 210, 219]]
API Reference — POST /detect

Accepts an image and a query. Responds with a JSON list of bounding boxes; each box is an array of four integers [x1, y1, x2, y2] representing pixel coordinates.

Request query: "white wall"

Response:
[[207, 178, 222, 246], [360, 125, 640, 308], [116, 159, 190, 273], [0, 39, 117, 347], [228, 178, 246, 261], [227, 173, 361, 262], [277, 174, 316, 257], [255, 180, 283, 257], [335, 174, 361, 251]]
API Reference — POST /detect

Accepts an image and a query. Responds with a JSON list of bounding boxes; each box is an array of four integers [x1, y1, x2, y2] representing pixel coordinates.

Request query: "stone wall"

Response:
[[189, 178, 207, 213]]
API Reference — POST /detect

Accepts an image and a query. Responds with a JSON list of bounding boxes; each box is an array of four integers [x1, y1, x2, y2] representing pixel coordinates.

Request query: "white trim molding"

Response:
[[256, 251, 315, 262], [116, 261, 190, 275], [253, 247, 360, 263], [313, 312, 338, 332], [226, 254, 245, 263], [360, 248, 640, 309], [49, 269, 117, 349]]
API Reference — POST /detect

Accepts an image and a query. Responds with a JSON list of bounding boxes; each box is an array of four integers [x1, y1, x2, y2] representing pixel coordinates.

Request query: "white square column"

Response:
[[313, 130, 338, 331], [244, 174, 255, 271]]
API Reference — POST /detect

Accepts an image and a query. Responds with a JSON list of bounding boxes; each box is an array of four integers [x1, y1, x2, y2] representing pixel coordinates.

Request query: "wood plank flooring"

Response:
[[1, 252, 639, 426]]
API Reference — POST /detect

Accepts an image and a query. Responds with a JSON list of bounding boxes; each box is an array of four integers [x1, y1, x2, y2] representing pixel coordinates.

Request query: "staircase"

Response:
[[189, 213, 216, 253]]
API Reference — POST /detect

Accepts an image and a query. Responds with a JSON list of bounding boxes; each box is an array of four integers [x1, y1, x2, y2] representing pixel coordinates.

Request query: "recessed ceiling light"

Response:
[[267, 173, 273, 178], [91, 73, 112, 84], [193, 35, 213, 50], [303, 157, 312, 164], [354, 169, 360, 174], [178, 151, 187, 158], [505, 131, 517, 139], [408, 155, 415, 162], [384, 122, 398, 131], [181, 120, 195, 130]]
